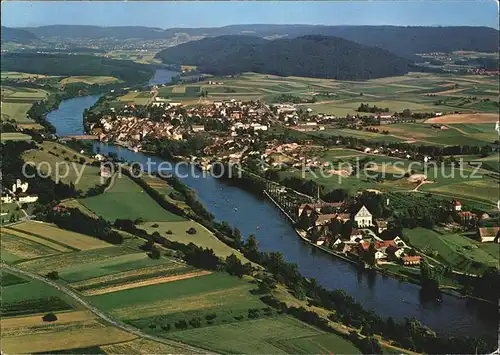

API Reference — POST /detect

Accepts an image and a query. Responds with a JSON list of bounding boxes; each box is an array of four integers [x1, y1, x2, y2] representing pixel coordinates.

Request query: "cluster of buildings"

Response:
[[91, 99, 271, 149], [451, 200, 499, 243], [299, 201, 421, 266], [1, 179, 39, 205]]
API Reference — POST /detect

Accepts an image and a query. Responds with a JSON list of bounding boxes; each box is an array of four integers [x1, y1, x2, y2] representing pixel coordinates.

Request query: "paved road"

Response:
[[2, 264, 212, 354]]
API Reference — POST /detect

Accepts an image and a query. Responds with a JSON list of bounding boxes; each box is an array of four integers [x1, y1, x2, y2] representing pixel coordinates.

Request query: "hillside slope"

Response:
[[1, 26, 39, 44], [0, 53, 155, 83], [20, 24, 499, 57], [155, 35, 413, 80]]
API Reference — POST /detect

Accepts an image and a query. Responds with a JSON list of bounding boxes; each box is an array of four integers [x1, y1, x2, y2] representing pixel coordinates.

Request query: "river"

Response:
[[46, 87, 497, 338], [148, 68, 180, 86]]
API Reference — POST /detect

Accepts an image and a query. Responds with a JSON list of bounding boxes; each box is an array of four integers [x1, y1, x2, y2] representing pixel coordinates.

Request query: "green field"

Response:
[[404, 228, 499, 274], [140, 221, 249, 261], [1, 132, 32, 142], [117, 91, 152, 105], [89, 272, 261, 319], [1, 274, 75, 316], [16, 245, 132, 275], [59, 252, 176, 283], [169, 315, 359, 354], [60, 76, 119, 85], [1, 102, 34, 123], [22, 142, 102, 193], [1, 232, 60, 261], [80, 175, 185, 222]]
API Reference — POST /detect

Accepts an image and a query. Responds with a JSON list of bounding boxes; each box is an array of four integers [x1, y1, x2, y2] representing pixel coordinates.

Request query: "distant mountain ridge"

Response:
[[1, 26, 39, 44], [155, 35, 415, 80], [18, 24, 499, 57]]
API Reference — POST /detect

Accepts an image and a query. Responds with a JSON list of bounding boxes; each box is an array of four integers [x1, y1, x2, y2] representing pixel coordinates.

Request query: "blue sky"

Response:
[[2, 1, 498, 29]]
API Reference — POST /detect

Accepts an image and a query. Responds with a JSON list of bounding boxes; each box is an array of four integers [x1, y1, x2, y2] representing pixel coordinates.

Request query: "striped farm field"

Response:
[[83, 270, 212, 296], [16, 246, 132, 275], [59, 252, 176, 283], [140, 221, 249, 260], [2, 227, 73, 252], [101, 338, 202, 354], [69, 262, 190, 291], [90, 272, 263, 320], [1, 324, 137, 354], [11, 221, 112, 250], [425, 113, 498, 124], [1, 310, 95, 330], [1, 232, 60, 260]]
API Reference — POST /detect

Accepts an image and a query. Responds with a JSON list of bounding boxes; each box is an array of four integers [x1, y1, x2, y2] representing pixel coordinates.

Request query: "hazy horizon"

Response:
[[2, 1, 499, 29]]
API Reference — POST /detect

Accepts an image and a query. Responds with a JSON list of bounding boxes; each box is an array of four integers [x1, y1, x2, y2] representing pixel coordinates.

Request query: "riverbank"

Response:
[[40, 93, 498, 338]]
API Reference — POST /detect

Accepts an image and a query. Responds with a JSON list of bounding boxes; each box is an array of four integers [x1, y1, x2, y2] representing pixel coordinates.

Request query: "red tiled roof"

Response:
[[375, 240, 396, 249], [459, 211, 475, 217], [402, 255, 422, 262], [359, 242, 370, 251]]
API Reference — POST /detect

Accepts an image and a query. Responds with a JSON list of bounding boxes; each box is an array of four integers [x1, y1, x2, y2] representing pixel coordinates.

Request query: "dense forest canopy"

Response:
[[18, 24, 499, 57], [0, 53, 156, 84], [155, 35, 414, 80]]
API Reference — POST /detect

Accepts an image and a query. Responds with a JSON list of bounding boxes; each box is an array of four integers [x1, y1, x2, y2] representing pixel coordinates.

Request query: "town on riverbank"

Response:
[[1, 12, 499, 354]]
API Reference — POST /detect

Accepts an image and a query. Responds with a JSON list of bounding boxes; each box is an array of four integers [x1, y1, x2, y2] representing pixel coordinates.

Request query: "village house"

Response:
[[315, 214, 338, 226], [100, 165, 112, 178], [451, 200, 462, 211], [477, 227, 500, 243], [18, 194, 39, 204], [375, 219, 388, 234], [349, 229, 363, 242], [402, 255, 422, 266], [458, 211, 476, 225], [374, 250, 385, 261], [1, 194, 13, 204], [353, 205, 373, 227], [191, 125, 205, 133], [386, 245, 405, 259], [298, 202, 344, 216]]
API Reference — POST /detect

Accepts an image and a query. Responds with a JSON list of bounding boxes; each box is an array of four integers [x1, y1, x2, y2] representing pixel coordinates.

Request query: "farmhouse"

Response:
[[349, 229, 363, 242], [353, 205, 373, 227], [1, 194, 13, 203], [451, 200, 462, 211], [375, 219, 388, 233], [402, 255, 422, 266], [298, 201, 344, 216], [477, 227, 500, 243], [191, 125, 205, 133], [315, 214, 338, 226], [18, 193, 38, 203]]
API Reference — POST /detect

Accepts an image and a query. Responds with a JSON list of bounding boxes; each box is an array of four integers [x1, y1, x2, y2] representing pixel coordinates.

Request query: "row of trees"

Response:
[[44, 207, 124, 245], [240, 235, 495, 354]]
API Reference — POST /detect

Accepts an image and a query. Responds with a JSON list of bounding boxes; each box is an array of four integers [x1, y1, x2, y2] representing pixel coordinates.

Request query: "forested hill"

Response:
[[20, 24, 499, 57], [1, 26, 39, 44], [155, 35, 414, 80], [0, 53, 156, 84]]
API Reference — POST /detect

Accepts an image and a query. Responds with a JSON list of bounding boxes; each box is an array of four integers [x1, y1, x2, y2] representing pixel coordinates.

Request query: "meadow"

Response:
[[59, 76, 119, 85], [168, 315, 360, 354], [9, 220, 112, 251], [117, 91, 152, 105], [22, 141, 103, 193], [80, 175, 185, 222], [1, 85, 49, 123], [140, 220, 249, 260], [1, 231, 61, 261], [404, 227, 499, 274], [155, 72, 498, 116], [1, 132, 32, 142]]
